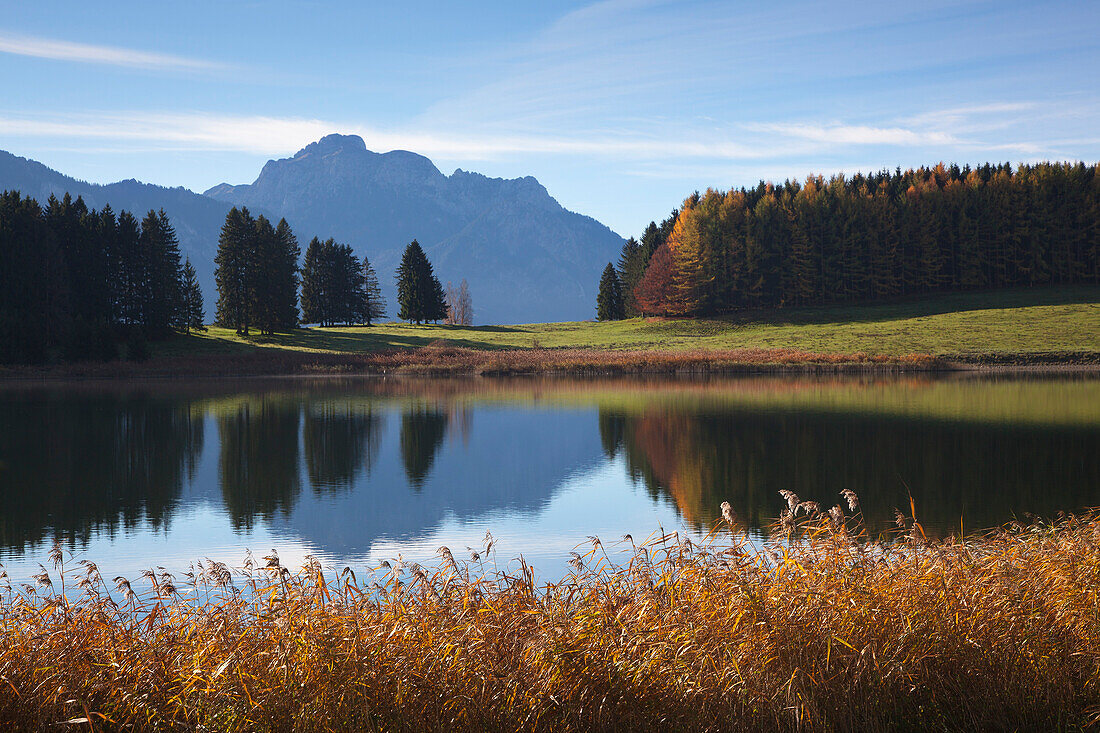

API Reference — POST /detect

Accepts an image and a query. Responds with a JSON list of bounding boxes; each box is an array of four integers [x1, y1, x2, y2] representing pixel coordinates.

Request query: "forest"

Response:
[[0, 191, 203, 364], [0, 195, 460, 364], [605, 162, 1100, 318]]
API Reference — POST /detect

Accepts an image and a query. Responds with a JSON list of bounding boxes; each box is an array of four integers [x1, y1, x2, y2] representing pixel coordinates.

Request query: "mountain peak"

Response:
[[294, 134, 368, 158]]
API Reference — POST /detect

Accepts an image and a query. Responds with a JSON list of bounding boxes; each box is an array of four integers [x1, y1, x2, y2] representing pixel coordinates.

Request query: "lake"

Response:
[[1, 374, 1098, 584]]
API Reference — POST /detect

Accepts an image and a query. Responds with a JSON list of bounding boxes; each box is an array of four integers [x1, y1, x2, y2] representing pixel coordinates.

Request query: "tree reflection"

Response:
[[616, 409, 1100, 536], [399, 404, 449, 488], [218, 398, 301, 529], [0, 392, 203, 550], [598, 409, 624, 459], [304, 402, 384, 494]]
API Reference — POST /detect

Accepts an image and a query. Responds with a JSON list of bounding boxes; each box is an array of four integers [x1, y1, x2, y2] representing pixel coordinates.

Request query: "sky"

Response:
[[2, 0, 1099, 237]]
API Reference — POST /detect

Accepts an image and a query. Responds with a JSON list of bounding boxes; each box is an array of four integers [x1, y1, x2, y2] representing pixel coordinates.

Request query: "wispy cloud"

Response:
[[0, 105, 1072, 172], [744, 123, 958, 146], [0, 30, 225, 72], [0, 111, 800, 161]]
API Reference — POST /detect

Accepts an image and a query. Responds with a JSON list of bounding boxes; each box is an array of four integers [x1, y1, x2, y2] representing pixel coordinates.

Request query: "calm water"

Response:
[[1, 375, 1098, 583]]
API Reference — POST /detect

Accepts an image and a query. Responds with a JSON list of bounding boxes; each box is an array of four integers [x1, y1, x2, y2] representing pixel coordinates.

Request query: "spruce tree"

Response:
[[273, 219, 300, 329], [333, 243, 365, 325], [427, 273, 447, 323], [251, 215, 280, 335], [396, 240, 445, 324], [616, 237, 646, 316], [215, 207, 254, 335], [180, 258, 205, 333], [362, 256, 386, 325], [596, 263, 625, 321], [300, 237, 326, 326], [139, 209, 183, 338]]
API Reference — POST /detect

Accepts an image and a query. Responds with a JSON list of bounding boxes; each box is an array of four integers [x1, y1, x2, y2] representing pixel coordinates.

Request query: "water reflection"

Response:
[[610, 406, 1100, 536], [0, 391, 203, 549], [305, 402, 383, 494], [0, 376, 1097, 579], [399, 405, 449, 488], [217, 397, 301, 529]]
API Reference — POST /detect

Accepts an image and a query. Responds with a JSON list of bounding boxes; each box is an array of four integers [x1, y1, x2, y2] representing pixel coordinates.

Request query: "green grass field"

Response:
[[162, 286, 1099, 360]]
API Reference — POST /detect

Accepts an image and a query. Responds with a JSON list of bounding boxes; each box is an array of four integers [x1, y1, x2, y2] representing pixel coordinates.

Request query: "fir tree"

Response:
[[180, 258, 205, 333], [362, 256, 387, 325], [214, 207, 255, 335], [300, 237, 327, 326], [596, 263, 625, 321], [396, 240, 446, 324]]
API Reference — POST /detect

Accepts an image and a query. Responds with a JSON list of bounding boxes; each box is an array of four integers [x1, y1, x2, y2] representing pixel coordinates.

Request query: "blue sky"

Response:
[[2, 0, 1098, 237]]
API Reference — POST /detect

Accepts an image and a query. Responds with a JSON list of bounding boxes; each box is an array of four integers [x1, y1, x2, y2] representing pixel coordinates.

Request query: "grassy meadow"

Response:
[[2, 501, 1099, 731], [167, 285, 1100, 359]]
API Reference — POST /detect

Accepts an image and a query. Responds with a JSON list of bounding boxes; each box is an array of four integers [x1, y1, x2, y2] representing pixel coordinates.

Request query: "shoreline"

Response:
[[1, 346, 1098, 382]]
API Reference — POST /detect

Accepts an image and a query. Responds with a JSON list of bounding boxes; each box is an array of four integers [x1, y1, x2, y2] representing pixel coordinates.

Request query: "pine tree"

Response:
[[334, 243, 366, 325], [300, 237, 327, 326], [396, 240, 445, 324], [215, 207, 255, 335], [616, 237, 646, 316], [273, 219, 300, 329], [362, 256, 386, 325], [596, 263, 624, 321], [180, 258, 205, 333]]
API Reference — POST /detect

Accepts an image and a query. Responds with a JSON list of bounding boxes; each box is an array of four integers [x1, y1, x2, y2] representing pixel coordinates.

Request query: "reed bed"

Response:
[[3, 345, 943, 380], [1, 495, 1098, 731]]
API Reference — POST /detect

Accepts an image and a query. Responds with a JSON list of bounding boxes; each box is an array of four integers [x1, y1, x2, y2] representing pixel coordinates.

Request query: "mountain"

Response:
[[0, 137, 625, 324], [205, 134, 624, 323], [0, 149, 233, 305]]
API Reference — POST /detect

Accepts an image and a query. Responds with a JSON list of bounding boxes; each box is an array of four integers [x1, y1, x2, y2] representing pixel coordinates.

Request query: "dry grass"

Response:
[[2, 497, 1099, 731], [2, 345, 944, 380]]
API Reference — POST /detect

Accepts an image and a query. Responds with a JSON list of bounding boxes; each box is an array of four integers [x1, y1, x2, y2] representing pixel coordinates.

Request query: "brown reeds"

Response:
[[1, 345, 944, 380], [2, 499, 1099, 731]]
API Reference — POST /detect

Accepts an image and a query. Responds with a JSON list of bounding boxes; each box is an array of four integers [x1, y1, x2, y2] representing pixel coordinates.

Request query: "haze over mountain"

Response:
[[205, 134, 624, 323], [1, 137, 625, 324]]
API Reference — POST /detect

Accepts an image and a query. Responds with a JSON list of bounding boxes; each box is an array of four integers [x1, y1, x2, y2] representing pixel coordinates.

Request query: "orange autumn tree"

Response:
[[633, 242, 676, 315]]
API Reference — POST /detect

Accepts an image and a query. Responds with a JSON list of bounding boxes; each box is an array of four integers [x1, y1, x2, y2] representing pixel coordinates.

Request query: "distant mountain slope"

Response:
[[205, 134, 624, 323], [0, 149, 232, 304]]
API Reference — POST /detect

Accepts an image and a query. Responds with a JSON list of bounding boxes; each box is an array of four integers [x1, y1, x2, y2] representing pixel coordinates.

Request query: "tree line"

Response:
[[0, 193, 474, 365], [0, 191, 203, 364], [598, 161, 1100, 319], [214, 212, 463, 332], [301, 237, 386, 327]]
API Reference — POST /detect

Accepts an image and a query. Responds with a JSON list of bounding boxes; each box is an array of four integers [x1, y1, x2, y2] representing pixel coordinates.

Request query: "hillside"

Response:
[[204, 134, 624, 323]]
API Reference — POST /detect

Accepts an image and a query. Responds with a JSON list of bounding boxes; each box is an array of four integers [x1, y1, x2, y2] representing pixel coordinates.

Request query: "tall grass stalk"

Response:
[[1, 499, 1098, 731]]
